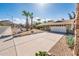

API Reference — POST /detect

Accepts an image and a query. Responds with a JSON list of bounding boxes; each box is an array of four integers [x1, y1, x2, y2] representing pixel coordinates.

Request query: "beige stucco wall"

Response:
[[1, 26, 12, 36]]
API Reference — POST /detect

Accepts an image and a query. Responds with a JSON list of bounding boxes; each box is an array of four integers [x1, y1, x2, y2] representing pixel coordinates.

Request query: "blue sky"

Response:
[[0, 3, 76, 24]]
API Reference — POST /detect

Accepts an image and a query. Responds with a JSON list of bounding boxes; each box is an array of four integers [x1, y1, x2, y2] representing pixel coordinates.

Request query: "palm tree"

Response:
[[61, 18, 64, 21], [43, 21, 47, 23], [72, 11, 76, 19], [37, 19, 41, 25], [22, 10, 30, 31], [68, 13, 73, 19], [29, 12, 33, 29], [68, 11, 76, 20], [37, 19, 41, 22]]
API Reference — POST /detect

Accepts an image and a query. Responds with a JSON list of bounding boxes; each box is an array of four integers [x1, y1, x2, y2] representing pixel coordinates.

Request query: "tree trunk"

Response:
[[31, 17, 33, 29], [26, 18, 29, 31]]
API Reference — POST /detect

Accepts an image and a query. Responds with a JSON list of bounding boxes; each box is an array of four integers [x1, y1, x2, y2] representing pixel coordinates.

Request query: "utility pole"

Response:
[[11, 16, 17, 56], [74, 3, 79, 56]]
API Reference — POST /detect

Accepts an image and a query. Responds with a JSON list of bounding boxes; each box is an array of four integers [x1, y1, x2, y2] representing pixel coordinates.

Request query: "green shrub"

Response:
[[66, 35, 74, 48], [35, 51, 49, 56]]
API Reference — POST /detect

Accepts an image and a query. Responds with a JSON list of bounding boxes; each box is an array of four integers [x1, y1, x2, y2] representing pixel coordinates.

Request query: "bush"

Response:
[[35, 51, 49, 56], [66, 35, 74, 48]]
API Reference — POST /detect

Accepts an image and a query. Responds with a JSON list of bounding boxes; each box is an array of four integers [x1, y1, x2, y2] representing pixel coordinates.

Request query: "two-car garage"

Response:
[[50, 26, 67, 33]]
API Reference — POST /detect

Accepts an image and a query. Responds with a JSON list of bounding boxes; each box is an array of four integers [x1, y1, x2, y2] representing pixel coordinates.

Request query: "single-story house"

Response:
[[36, 20, 75, 34], [0, 26, 12, 37]]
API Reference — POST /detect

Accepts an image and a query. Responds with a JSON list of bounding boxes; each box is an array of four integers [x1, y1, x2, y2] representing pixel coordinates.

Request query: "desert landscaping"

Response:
[[0, 3, 79, 56]]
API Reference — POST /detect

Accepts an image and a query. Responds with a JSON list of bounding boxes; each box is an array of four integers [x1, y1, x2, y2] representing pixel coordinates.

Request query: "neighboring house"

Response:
[[0, 20, 13, 26], [36, 20, 75, 34], [0, 26, 12, 37]]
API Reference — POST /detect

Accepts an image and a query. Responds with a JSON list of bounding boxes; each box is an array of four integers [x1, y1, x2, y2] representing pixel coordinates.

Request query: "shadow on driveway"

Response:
[[0, 35, 11, 39], [3, 31, 44, 42]]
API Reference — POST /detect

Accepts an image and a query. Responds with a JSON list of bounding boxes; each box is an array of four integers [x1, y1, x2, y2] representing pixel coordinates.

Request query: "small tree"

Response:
[[35, 51, 49, 56]]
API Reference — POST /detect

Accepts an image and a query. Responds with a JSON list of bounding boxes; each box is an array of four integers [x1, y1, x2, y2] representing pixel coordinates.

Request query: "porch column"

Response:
[[74, 3, 79, 56]]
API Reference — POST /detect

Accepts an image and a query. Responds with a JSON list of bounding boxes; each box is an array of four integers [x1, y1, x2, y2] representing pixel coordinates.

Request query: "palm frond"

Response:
[[22, 10, 29, 16], [29, 12, 33, 18]]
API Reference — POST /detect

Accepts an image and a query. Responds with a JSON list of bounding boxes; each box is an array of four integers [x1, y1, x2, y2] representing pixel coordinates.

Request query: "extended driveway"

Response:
[[0, 32, 64, 56]]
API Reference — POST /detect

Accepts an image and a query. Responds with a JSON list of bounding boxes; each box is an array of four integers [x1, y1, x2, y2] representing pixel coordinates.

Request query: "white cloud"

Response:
[[33, 17, 52, 22], [0, 18, 26, 24], [13, 18, 25, 24], [0, 18, 10, 21]]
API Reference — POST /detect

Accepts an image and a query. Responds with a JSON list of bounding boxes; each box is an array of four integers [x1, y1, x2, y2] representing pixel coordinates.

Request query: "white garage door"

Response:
[[50, 26, 66, 33]]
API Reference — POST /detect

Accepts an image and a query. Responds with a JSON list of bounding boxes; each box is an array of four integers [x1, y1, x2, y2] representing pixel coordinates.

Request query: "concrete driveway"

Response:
[[0, 32, 64, 56]]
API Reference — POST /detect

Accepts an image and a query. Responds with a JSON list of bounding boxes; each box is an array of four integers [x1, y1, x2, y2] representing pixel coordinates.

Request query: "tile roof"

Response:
[[37, 20, 75, 27]]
